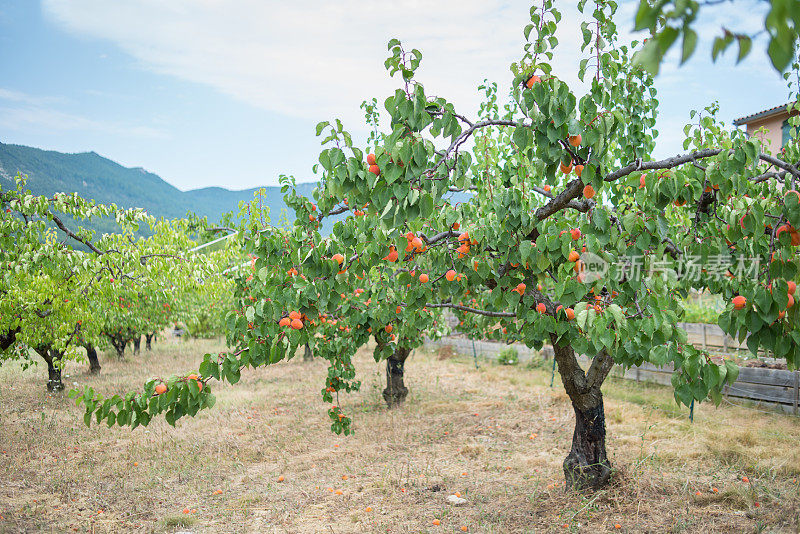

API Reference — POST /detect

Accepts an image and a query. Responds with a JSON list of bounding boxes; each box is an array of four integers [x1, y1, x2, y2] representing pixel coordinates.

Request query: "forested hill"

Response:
[[0, 142, 317, 225]]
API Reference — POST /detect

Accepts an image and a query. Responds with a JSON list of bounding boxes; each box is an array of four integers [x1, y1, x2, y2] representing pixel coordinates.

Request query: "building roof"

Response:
[[733, 102, 795, 126]]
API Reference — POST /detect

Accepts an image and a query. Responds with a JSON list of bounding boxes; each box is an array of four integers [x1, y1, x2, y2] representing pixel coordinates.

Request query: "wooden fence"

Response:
[[424, 336, 800, 416]]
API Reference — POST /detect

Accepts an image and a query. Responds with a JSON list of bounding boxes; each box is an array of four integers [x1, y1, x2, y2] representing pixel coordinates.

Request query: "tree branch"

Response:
[[426, 302, 516, 318], [49, 214, 106, 255]]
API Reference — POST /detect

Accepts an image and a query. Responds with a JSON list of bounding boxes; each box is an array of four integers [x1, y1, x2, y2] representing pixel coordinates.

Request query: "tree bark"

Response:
[[85, 343, 101, 374], [550, 335, 614, 490], [1, 328, 19, 351], [145, 333, 154, 351], [132, 336, 141, 355], [303, 343, 313, 361], [106, 334, 127, 359], [35, 346, 64, 392], [564, 395, 611, 490], [382, 347, 411, 407]]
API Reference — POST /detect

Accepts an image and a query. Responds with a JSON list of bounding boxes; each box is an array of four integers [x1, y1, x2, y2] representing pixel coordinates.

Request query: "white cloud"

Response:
[[41, 0, 596, 129], [38, 0, 782, 162], [0, 87, 66, 106], [0, 105, 168, 139]]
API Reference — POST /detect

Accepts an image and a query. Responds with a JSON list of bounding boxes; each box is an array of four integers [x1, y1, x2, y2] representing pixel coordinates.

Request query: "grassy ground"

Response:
[[1, 338, 799, 533]]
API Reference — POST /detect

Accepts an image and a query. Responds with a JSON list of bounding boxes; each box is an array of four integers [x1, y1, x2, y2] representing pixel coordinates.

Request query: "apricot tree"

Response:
[[76, 0, 800, 491], [0, 176, 235, 389]]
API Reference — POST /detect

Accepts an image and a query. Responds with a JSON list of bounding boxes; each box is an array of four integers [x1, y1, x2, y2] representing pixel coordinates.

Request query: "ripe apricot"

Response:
[[289, 311, 301, 320], [536, 303, 546, 313], [411, 237, 424, 250], [560, 160, 573, 174], [789, 281, 796, 295], [543, 184, 552, 193], [291, 318, 304, 329], [574, 164, 584, 178], [569, 134, 581, 147], [732, 296, 746, 310], [385, 324, 393, 334], [446, 270, 457, 281], [583, 184, 595, 199], [187, 374, 198, 380], [155, 384, 167, 395], [384, 250, 399, 262], [332, 253, 344, 265], [570, 228, 581, 240], [525, 75, 541, 88], [452, 222, 460, 230], [419, 273, 429, 283], [432, 519, 441, 525], [368, 165, 380, 176], [789, 294, 795, 308], [639, 175, 646, 188], [568, 250, 580, 262], [367, 153, 377, 166]]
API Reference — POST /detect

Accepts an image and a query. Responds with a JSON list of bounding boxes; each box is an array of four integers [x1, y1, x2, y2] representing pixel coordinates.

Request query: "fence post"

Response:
[[794, 371, 799, 417], [471, 339, 479, 370], [701, 324, 707, 350], [550, 357, 557, 387]]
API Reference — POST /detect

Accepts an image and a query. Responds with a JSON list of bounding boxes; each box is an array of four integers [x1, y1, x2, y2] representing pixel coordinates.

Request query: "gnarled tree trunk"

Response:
[[382, 347, 411, 407], [106, 333, 127, 359], [85, 343, 101, 374], [303, 343, 313, 361], [35, 346, 64, 392], [1, 328, 20, 351], [131, 336, 141, 355], [145, 333, 154, 351], [551, 335, 614, 490]]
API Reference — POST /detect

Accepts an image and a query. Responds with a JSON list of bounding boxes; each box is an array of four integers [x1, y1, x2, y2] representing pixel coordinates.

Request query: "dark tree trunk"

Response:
[[35, 346, 64, 392], [145, 333, 154, 351], [564, 396, 611, 490], [132, 336, 141, 355], [550, 335, 614, 490], [106, 334, 126, 359], [85, 344, 101, 374], [303, 343, 313, 361], [113, 340, 126, 359], [383, 347, 411, 407], [1, 328, 20, 351]]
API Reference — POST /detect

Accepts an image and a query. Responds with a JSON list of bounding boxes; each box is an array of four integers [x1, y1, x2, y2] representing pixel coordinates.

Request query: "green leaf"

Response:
[[681, 28, 697, 64]]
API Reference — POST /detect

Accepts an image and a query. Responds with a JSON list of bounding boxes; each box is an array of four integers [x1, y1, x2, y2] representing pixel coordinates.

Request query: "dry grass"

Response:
[[1, 338, 799, 533]]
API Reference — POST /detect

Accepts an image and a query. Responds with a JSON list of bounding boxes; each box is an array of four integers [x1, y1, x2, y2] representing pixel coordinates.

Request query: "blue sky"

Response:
[[0, 0, 790, 191]]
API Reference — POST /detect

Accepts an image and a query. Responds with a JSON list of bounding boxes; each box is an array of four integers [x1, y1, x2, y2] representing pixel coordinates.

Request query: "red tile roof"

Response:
[[733, 102, 795, 126]]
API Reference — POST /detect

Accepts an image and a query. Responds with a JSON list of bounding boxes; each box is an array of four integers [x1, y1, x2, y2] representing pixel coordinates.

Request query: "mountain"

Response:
[[0, 142, 316, 227]]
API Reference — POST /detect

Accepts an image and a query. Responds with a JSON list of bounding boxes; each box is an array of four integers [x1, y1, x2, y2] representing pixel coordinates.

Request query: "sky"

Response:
[[0, 0, 791, 192]]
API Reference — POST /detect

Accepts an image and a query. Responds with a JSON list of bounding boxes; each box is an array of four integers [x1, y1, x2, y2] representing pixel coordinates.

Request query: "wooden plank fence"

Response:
[[424, 336, 800, 416]]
